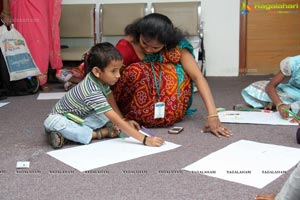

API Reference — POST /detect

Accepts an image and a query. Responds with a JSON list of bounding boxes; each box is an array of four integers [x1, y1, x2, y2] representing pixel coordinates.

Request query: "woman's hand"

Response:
[[145, 136, 164, 147], [202, 117, 232, 138]]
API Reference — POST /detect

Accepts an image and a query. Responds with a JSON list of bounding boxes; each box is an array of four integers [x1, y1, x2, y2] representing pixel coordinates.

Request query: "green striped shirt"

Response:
[[51, 73, 112, 117]]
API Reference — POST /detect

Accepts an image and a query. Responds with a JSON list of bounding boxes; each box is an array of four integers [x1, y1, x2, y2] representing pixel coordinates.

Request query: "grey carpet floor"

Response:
[[0, 75, 299, 200]]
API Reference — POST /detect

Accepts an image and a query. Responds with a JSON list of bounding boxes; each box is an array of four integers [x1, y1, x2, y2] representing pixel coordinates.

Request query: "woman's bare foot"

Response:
[[255, 194, 276, 200]]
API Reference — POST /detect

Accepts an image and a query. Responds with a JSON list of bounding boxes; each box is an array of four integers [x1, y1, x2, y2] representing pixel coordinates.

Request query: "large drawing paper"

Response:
[[47, 137, 181, 172], [0, 102, 9, 108], [218, 110, 297, 126], [37, 92, 66, 100], [183, 140, 300, 188]]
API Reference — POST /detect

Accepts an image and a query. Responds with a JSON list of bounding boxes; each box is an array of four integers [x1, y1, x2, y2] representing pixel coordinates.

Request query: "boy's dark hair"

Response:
[[125, 13, 185, 50], [85, 42, 122, 74]]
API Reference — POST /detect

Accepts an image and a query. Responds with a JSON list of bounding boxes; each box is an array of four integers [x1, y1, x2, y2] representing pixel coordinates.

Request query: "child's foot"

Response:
[[255, 194, 276, 200], [94, 122, 120, 139], [48, 131, 64, 149]]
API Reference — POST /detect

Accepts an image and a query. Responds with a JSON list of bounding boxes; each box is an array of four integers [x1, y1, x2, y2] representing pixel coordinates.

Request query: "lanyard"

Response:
[[150, 62, 162, 100]]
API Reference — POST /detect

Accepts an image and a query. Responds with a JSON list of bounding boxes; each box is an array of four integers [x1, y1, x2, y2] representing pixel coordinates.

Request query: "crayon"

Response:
[[141, 126, 156, 136], [225, 113, 240, 116], [239, 108, 273, 113], [65, 113, 84, 125], [216, 107, 226, 112]]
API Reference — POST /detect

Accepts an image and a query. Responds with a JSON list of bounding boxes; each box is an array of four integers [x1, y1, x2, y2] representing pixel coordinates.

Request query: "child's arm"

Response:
[[107, 93, 123, 117], [266, 72, 289, 118], [104, 110, 164, 147], [107, 92, 140, 130]]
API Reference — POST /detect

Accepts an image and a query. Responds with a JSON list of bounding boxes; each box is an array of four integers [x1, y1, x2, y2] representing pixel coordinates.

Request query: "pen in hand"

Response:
[[141, 126, 156, 136], [141, 126, 166, 145]]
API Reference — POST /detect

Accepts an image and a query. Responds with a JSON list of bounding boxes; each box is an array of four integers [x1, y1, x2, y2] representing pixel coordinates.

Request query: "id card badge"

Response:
[[154, 102, 165, 119]]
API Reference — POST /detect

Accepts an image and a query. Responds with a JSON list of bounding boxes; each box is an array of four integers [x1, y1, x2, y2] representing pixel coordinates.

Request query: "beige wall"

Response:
[[62, 0, 240, 77]]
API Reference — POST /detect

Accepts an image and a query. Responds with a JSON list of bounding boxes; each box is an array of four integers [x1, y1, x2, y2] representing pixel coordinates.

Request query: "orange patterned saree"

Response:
[[114, 38, 195, 127]]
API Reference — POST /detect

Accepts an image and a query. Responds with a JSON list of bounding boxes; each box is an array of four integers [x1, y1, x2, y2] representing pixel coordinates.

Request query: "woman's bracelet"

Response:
[[143, 135, 148, 145], [276, 102, 285, 111], [206, 114, 219, 119]]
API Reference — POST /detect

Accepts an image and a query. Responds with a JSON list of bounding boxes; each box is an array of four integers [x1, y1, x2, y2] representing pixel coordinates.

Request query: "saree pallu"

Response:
[[113, 61, 192, 127]]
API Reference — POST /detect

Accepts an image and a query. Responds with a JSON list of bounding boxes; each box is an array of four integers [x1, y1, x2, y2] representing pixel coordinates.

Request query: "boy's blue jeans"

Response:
[[44, 112, 109, 144]]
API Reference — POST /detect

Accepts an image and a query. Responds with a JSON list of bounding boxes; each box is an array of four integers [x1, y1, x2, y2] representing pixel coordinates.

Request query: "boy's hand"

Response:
[[126, 120, 140, 130], [145, 136, 164, 147]]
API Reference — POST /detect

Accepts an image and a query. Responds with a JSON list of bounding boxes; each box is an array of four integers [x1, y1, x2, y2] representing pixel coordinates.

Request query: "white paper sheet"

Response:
[[0, 102, 9, 108], [37, 92, 66, 100], [47, 137, 181, 172], [218, 110, 297, 126], [183, 140, 300, 188]]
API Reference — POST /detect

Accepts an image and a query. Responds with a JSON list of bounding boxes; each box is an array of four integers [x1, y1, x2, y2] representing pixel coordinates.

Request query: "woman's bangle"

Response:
[[276, 103, 285, 111], [143, 135, 148, 145], [206, 114, 219, 119]]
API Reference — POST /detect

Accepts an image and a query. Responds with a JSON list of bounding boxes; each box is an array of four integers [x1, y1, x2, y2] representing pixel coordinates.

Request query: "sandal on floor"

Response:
[[48, 131, 64, 149], [105, 121, 119, 138], [95, 122, 120, 140], [95, 128, 104, 140]]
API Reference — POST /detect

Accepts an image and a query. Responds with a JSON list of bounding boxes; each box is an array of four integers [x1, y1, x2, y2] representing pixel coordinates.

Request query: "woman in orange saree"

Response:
[[113, 13, 232, 137]]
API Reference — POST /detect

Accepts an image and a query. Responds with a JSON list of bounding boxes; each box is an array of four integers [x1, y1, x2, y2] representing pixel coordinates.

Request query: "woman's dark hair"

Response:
[[84, 42, 122, 74], [125, 13, 184, 50]]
